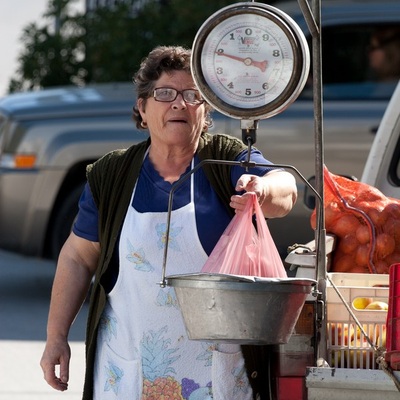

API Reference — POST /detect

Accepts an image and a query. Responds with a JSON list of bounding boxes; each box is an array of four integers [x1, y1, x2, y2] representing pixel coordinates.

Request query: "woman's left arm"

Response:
[[230, 170, 298, 218]]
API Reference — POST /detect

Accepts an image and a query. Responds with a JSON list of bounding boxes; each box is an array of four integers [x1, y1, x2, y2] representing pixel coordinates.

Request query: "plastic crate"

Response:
[[326, 273, 389, 369]]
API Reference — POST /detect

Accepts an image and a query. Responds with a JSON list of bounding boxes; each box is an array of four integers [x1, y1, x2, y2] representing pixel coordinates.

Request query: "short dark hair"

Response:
[[132, 46, 212, 129]]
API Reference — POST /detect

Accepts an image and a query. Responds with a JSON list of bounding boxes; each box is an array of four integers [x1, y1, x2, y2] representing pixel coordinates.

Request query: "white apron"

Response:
[[93, 157, 252, 400]]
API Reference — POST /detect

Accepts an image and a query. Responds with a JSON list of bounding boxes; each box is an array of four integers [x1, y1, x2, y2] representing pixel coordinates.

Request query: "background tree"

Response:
[[9, 0, 278, 92], [81, 2, 145, 83], [82, 0, 235, 83], [9, 0, 84, 92]]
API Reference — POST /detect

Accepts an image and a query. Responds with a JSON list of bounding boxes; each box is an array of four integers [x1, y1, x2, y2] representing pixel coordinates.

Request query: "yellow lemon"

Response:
[[365, 301, 388, 311], [352, 297, 374, 310]]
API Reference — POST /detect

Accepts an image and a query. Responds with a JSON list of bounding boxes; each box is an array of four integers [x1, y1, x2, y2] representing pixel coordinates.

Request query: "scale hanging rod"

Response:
[[241, 119, 259, 171]]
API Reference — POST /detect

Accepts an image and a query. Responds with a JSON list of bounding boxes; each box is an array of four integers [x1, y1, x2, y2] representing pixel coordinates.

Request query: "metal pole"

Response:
[[312, 0, 327, 362], [297, 0, 327, 362]]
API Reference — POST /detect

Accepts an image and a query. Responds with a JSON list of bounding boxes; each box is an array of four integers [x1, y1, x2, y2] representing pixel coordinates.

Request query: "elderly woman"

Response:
[[40, 46, 297, 400]]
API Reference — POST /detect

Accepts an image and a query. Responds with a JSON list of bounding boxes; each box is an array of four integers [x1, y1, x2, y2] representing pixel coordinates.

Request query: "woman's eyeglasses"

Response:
[[152, 87, 204, 105]]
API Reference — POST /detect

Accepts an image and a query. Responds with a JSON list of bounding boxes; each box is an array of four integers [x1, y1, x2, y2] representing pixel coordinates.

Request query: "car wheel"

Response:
[[50, 184, 85, 260]]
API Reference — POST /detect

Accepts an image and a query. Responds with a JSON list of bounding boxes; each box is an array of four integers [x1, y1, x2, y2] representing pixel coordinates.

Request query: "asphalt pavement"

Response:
[[0, 250, 88, 399]]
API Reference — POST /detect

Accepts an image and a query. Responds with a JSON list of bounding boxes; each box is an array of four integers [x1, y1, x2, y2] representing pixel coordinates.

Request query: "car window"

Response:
[[301, 23, 400, 100]]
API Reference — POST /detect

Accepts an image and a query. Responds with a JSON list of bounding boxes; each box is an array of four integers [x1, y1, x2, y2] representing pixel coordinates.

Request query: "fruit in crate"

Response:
[[330, 350, 343, 367], [352, 297, 373, 310], [355, 323, 376, 342], [348, 339, 374, 368], [365, 301, 388, 310], [377, 325, 387, 348], [329, 323, 354, 345]]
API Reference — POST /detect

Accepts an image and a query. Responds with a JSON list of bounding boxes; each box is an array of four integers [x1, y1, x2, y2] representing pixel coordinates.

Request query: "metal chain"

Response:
[[376, 354, 400, 392]]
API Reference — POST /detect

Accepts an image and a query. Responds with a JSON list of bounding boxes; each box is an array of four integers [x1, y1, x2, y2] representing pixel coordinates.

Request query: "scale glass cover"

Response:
[[191, 2, 310, 120]]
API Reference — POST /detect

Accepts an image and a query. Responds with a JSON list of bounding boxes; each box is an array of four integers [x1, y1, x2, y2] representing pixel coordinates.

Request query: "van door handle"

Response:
[[370, 126, 379, 134]]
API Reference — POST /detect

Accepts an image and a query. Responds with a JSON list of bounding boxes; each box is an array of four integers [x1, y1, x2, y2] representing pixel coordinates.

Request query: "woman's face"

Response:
[[368, 38, 386, 74], [137, 70, 207, 148]]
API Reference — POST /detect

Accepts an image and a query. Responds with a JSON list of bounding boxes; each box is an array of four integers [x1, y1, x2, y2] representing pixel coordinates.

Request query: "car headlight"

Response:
[[0, 153, 37, 169]]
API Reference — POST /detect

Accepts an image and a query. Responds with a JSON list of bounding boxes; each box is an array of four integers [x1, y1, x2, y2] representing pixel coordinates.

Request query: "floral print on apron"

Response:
[[93, 158, 252, 400]]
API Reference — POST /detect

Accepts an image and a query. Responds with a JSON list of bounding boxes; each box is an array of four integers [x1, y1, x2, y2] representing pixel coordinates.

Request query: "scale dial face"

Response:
[[191, 2, 310, 119]]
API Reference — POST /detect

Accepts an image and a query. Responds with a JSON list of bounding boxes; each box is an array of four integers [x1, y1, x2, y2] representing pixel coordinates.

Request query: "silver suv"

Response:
[[0, 0, 399, 259]]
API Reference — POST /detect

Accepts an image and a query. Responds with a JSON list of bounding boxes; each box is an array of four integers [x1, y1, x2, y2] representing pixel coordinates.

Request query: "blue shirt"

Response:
[[73, 149, 274, 255]]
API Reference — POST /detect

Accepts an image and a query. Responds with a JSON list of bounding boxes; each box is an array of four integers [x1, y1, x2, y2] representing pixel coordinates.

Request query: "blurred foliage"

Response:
[[10, 0, 280, 92], [9, 0, 84, 92]]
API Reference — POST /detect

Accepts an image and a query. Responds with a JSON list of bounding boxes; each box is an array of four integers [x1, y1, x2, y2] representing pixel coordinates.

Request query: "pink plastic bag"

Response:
[[201, 193, 287, 278]]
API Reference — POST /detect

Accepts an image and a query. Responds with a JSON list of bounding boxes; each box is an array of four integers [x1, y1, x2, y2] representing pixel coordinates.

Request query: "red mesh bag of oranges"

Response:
[[311, 165, 400, 274]]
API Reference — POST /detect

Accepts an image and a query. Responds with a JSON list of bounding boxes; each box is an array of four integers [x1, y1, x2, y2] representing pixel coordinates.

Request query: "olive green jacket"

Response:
[[82, 132, 270, 399]]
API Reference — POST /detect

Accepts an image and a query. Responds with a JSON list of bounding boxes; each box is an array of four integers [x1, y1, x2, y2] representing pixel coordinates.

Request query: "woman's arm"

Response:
[[40, 232, 100, 391]]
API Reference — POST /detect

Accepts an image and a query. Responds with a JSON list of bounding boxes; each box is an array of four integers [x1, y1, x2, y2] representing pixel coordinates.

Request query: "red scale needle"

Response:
[[216, 52, 268, 72]]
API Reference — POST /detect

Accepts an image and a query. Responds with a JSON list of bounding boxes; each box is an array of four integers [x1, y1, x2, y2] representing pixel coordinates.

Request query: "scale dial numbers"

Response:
[[192, 3, 310, 119], [202, 15, 295, 109]]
